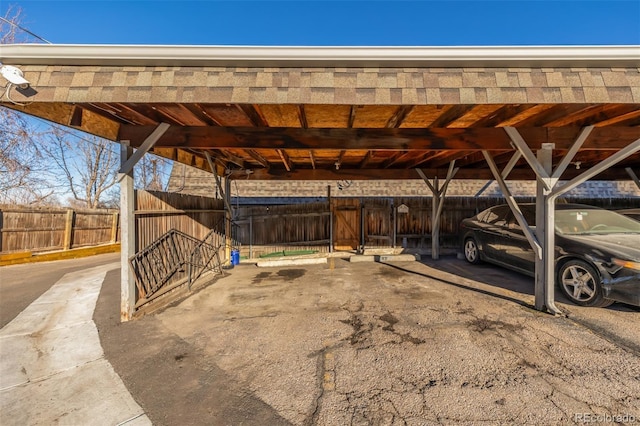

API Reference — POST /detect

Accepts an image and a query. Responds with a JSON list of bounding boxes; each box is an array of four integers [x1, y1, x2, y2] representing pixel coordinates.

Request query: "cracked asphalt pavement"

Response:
[[94, 256, 640, 425]]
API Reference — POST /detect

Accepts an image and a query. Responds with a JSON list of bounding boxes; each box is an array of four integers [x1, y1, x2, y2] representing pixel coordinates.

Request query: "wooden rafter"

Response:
[[430, 105, 476, 127], [358, 151, 373, 169], [246, 149, 270, 168], [386, 105, 414, 128], [277, 149, 293, 171], [309, 150, 316, 169], [298, 105, 309, 128], [348, 106, 357, 128]]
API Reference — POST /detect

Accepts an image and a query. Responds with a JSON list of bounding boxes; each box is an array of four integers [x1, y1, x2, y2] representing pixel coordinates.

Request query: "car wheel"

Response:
[[557, 260, 613, 307], [463, 237, 481, 264]]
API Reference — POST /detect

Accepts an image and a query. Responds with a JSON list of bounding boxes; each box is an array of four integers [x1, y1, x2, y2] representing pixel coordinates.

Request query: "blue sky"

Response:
[[3, 0, 639, 46]]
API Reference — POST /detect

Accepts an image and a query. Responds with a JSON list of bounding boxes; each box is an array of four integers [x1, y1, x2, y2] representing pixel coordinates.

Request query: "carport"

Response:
[[1, 44, 639, 320]]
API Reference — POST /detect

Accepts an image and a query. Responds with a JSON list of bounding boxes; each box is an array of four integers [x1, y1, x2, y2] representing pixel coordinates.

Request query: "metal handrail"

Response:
[[129, 228, 226, 304]]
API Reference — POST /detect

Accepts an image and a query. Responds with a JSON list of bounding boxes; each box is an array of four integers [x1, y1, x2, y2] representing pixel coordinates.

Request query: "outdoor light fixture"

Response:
[[0, 65, 30, 89]]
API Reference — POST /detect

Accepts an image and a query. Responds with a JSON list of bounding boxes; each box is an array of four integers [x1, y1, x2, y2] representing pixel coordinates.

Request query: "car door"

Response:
[[499, 206, 536, 274], [477, 205, 512, 262]]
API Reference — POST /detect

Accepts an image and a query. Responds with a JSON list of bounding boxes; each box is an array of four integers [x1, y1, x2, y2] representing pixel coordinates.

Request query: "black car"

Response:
[[617, 208, 640, 222], [460, 204, 640, 307]]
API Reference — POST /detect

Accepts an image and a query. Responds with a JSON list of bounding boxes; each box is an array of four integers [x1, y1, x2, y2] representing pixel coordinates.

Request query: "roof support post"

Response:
[[117, 122, 169, 180], [204, 151, 233, 216], [500, 126, 606, 315], [224, 177, 232, 265], [204, 151, 234, 265], [119, 141, 135, 322], [416, 162, 458, 260], [535, 144, 562, 314]]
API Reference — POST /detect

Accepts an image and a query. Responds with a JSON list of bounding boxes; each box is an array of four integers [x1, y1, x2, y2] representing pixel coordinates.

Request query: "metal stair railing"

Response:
[[187, 228, 225, 289], [129, 228, 225, 306]]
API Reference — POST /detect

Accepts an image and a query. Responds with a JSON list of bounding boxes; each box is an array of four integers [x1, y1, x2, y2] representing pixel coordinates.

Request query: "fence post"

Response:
[[249, 214, 253, 260], [63, 209, 75, 250], [110, 212, 119, 243]]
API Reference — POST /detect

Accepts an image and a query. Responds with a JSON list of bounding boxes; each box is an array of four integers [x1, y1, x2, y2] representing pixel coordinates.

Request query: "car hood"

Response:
[[562, 233, 640, 261]]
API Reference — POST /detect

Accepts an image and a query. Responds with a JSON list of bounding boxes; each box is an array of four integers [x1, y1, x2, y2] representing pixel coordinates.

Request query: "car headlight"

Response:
[[612, 258, 640, 272]]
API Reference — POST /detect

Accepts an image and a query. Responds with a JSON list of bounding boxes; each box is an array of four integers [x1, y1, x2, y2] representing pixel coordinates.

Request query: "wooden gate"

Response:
[[332, 198, 361, 250]]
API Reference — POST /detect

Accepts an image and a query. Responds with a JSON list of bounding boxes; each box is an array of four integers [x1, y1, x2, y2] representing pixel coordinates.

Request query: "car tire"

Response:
[[463, 237, 481, 264], [557, 260, 613, 307]]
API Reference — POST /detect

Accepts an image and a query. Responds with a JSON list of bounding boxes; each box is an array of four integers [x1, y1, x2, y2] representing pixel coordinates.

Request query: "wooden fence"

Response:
[[130, 191, 640, 257], [134, 191, 226, 251], [7, 192, 634, 256], [0, 206, 119, 253], [232, 196, 640, 256]]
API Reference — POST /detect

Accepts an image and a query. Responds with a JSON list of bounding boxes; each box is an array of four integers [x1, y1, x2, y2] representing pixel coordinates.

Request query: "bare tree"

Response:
[[0, 107, 56, 204], [43, 127, 120, 209], [136, 154, 170, 191]]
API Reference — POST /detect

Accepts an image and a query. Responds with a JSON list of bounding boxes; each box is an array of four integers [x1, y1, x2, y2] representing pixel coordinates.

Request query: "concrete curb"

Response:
[[349, 254, 421, 262], [0, 244, 121, 266], [256, 257, 328, 268]]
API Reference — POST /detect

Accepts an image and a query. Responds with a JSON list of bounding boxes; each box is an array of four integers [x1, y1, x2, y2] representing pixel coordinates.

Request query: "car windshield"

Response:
[[555, 209, 640, 235]]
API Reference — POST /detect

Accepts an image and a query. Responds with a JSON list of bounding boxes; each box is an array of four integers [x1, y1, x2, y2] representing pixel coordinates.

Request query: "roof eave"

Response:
[[1, 44, 639, 67]]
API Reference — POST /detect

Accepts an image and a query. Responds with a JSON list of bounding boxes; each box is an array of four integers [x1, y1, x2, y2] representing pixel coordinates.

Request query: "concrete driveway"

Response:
[[2, 254, 639, 425], [97, 256, 640, 425]]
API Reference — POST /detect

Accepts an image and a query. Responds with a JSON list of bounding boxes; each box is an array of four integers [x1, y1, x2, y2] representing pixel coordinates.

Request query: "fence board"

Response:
[[0, 206, 118, 253]]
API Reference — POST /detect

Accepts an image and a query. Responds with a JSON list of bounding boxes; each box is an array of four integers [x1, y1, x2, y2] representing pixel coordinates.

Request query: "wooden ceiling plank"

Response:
[[305, 104, 352, 128], [200, 104, 255, 126], [352, 105, 403, 128], [259, 104, 300, 127], [401, 105, 452, 128]]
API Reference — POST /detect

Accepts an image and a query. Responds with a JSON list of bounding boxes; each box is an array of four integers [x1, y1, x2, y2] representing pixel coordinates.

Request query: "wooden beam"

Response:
[[118, 126, 640, 151], [243, 166, 634, 181]]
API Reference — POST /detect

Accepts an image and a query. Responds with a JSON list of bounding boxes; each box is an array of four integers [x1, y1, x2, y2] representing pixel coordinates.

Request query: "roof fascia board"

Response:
[[1, 44, 639, 67]]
